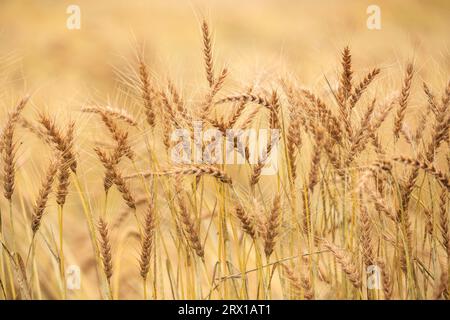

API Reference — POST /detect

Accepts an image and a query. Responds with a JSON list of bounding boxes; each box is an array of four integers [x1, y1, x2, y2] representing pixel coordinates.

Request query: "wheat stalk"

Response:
[[280, 263, 314, 300], [98, 218, 113, 283], [140, 200, 155, 281], [137, 52, 156, 128], [393, 156, 450, 191], [126, 164, 232, 185], [264, 194, 281, 258], [31, 159, 58, 233], [176, 180, 204, 259], [82, 105, 137, 126], [235, 205, 256, 239], [394, 63, 414, 139], [324, 241, 361, 289]]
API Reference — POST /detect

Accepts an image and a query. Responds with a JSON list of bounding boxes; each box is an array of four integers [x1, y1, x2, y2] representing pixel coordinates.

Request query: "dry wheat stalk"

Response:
[[140, 200, 155, 280], [95, 146, 135, 208], [426, 81, 450, 165], [351, 99, 376, 151], [264, 194, 281, 258], [65, 121, 77, 169], [10, 253, 31, 300], [250, 198, 267, 239], [322, 135, 343, 176], [94, 147, 116, 191], [127, 164, 232, 185], [308, 128, 324, 191], [423, 82, 439, 115], [215, 94, 271, 109], [434, 267, 448, 300], [338, 46, 353, 104], [111, 166, 136, 209], [52, 121, 76, 206], [2, 124, 17, 201], [98, 218, 113, 282], [337, 47, 353, 138], [442, 80, 450, 109], [31, 159, 58, 233], [202, 20, 215, 88], [301, 90, 325, 130], [137, 53, 156, 128], [346, 99, 395, 166], [394, 63, 414, 139], [175, 180, 204, 259], [55, 160, 71, 207], [226, 87, 253, 128], [269, 90, 281, 129], [287, 115, 302, 182], [250, 133, 279, 188], [235, 205, 256, 239], [160, 90, 178, 126], [422, 207, 434, 237], [38, 114, 77, 173], [280, 263, 314, 300], [376, 258, 393, 300], [238, 105, 261, 131], [199, 68, 228, 120], [324, 241, 361, 288], [99, 112, 134, 160], [0, 95, 29, 154], [82, 105, 137, 126], [1, 96, 30, 200], [359, 203, 374, 267], [19, 117, 51, 144], [364, 184, 397, 222], [168, 80, 189, 122], [413, 108, 430, 144], [349, 68, 380, 109], [393, 156, 450, 191], [113, 196, 147, 229], [426, 104, 449, 162], [439, 190, 449, 260], [94, 113, 134, 193]]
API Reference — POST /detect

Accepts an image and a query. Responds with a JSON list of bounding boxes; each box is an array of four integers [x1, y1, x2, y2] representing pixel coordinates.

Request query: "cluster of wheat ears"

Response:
[[0, 20, 449, 300]]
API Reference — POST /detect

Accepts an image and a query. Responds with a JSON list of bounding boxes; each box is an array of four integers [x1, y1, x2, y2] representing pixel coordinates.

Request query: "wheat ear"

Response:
[[280, 263, 314, 300], [127, 164, 232, 185], [235, 205, 256, 239], [140, 200, 155, 280], [97, 218, 113, 283], [393, 63, 414, 139], [264, 194, 281, 258], [31, 159, 59, 233], [202, 20, 215, 87], [393, 156, 450, 191], [324, 241, 361, 288]]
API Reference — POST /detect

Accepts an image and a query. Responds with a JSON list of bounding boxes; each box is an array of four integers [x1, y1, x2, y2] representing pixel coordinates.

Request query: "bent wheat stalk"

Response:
[[126, 164, 232, 185], [393, 156, 450, 191]]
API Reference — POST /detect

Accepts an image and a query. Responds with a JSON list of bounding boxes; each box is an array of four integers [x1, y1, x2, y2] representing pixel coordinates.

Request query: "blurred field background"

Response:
[[1, 0, 449, 97], [0, 0, 449, 299]]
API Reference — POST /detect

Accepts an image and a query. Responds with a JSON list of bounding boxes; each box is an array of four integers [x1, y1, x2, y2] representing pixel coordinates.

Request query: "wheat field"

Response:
[[0, 0, 449, 300]]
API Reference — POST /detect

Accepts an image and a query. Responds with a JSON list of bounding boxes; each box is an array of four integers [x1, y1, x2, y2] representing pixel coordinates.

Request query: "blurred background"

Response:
[[0, 0, 449, 104]]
